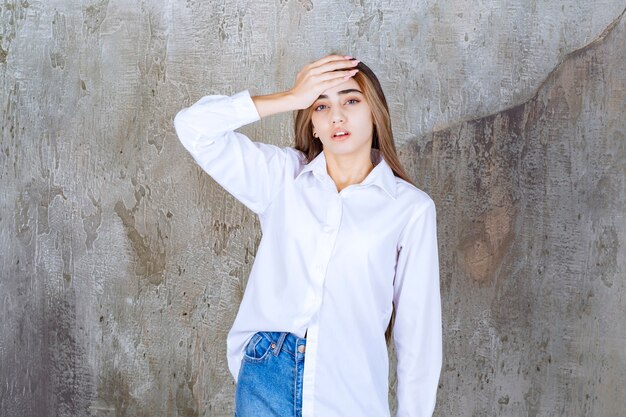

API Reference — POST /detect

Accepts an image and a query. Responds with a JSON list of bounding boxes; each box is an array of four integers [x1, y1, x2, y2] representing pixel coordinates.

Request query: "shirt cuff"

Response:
[[232, 90, 261, 126]]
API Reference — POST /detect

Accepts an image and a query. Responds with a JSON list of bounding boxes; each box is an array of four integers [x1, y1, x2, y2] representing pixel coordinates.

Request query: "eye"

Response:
[[314, 104, 327, 111], [346, 98, 359, 105]]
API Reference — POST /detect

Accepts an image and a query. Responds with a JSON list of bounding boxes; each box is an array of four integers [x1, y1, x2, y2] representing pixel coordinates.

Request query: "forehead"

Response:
[[319, 77, 361, 97]]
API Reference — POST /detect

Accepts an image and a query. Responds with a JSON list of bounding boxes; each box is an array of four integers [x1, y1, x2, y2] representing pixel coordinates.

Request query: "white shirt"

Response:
[[174, 90, 442, 417]]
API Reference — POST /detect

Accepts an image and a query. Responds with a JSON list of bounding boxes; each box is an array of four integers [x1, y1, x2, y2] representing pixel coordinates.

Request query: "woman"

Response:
[[174, 54, 442, 417]]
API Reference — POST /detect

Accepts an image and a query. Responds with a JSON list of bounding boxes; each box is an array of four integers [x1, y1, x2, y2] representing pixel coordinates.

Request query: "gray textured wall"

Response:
[[1, 1, 624, 416]]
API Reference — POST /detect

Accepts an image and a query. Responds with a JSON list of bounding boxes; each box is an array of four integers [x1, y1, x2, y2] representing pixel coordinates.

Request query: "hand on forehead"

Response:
[[318, 78, 362, 99]]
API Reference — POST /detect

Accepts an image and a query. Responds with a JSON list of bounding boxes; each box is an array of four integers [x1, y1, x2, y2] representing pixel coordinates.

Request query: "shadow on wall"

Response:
[[394, 7, 625, 417]]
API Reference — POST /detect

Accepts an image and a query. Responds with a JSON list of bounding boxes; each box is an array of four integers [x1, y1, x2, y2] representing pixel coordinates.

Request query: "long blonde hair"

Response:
[[293, 59, 414, 346]]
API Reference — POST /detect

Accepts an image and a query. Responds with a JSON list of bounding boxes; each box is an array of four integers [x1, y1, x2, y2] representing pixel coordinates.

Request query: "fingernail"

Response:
[[344, 69, 358, 79]]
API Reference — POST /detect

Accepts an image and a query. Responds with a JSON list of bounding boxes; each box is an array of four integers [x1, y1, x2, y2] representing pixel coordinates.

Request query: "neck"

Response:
[[324, 149, 375, 192]]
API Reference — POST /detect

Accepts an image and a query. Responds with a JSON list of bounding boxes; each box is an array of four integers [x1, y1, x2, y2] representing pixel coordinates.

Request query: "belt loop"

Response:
[[273, 332, 288, 356]]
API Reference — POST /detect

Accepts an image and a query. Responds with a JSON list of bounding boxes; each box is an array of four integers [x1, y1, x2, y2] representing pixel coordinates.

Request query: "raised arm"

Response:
[[173, 55, 360, 215], [251, 54, 360, 117]]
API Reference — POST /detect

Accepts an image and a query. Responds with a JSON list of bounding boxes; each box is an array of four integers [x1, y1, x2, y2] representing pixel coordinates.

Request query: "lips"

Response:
[[331, 129, 351, 140]]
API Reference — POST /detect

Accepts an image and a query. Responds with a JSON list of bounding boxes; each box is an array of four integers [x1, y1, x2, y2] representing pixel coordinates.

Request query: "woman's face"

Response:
[[310, 77, 374, 158]]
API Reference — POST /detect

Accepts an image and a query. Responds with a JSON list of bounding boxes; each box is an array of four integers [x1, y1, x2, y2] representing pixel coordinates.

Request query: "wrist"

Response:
[[252, 91, 301, 118], [282, 90, 300, 110]]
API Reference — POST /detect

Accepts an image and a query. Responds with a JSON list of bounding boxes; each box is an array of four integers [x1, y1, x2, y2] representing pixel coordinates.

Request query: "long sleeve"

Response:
[[393, 198, 442, 417], [173, 90, 293, 215]]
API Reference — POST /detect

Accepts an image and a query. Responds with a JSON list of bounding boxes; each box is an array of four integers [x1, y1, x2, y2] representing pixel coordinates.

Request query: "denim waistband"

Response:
[[258, 331, 306, 357]]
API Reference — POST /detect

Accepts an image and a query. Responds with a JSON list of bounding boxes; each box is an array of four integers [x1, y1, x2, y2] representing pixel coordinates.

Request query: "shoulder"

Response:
[[393, 178, 438, 246], [393, 177, 436, 215], [281, 147, 306, 168], [286, 147, 307, 164], [267, 146, 307, 178]]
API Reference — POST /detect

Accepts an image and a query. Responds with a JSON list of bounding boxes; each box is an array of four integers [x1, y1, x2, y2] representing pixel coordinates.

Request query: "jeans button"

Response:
[[271, 343, 276, 349], [298, 345, 306, 353]]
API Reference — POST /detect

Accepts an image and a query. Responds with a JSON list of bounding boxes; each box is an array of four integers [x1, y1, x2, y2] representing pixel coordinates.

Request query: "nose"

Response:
[[331, 107, 345, 124]]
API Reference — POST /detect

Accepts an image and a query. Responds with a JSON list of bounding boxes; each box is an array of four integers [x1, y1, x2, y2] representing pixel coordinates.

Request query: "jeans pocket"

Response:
[[243, 332, 274, 363]]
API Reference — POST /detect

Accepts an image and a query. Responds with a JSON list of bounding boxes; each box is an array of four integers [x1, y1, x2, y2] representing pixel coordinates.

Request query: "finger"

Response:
[[310, 58, 359, 75], [316, 69, 359, 84], [309, 54, 353, 69], [315, 75, 359, 96]]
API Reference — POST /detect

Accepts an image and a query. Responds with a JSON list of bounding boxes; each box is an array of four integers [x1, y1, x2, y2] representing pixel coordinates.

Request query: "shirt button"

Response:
[[323, 225, 333, 233]]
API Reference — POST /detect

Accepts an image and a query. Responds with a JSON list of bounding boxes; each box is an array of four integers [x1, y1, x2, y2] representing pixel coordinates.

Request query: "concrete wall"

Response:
[[1, 1, 624, 416]]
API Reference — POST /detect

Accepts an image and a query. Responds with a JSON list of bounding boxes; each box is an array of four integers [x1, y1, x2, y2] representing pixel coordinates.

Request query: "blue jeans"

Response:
[[235, 331, 307, 417]]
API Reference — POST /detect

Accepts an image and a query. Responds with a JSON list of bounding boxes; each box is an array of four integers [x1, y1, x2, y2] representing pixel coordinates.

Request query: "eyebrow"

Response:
[[317, 89, 363, 100]]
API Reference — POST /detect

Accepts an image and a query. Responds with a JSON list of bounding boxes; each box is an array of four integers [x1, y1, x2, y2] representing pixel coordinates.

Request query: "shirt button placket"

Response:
[[311, 196, 341, 298], [319, 197, 342, 273]]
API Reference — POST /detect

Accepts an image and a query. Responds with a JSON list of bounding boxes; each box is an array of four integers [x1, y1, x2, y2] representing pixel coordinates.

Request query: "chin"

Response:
[[323, 142, 351, 150], [324, 145, 365, 157]]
